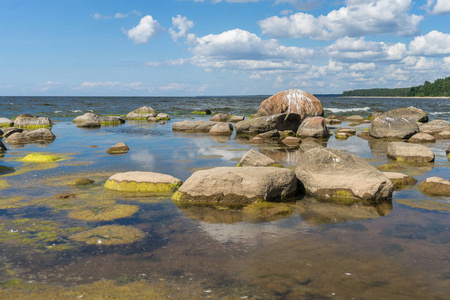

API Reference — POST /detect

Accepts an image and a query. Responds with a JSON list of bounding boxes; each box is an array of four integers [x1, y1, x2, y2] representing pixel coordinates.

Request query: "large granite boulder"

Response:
[[387, 142, 434, 163], [5, 128, 55, 144], [125, 106, 157, 120], [14, 115, 52, 129], [104, 171, 182, 192], [256, 89, 324, 120], [369, 116, 419, 139], [295, 148, 393, 204], [383, 107, 428, 123], [237, 149, 282, 167], [419, 119, 450, 134], [0, 118, 13, 128], [209, 123, 233, 136], [172, 167, 298, 205], [172, 120, 218, 132], [235, 113, 301, 135], [297, 116, 330, 138], [418, 177, 450, 196]]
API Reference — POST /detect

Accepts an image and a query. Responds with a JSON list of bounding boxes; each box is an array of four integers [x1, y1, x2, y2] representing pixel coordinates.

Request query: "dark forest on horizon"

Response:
[[341, 76, 450, 97]]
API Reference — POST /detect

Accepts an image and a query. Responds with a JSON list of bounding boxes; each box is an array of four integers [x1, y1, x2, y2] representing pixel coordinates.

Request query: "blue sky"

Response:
[[0, 0, 449, 96]]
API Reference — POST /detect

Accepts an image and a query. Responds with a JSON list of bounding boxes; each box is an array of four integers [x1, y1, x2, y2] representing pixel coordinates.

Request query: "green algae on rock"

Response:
[[67, 204, 139, 221], [418, 177, 450, 196], [67, 177, 95, 186], [69, 225, 145, 245], [22, 153, 62, 163], [104, 171, 182, 193], [0, 197, 29, 209], [0, 180, 11, 189]]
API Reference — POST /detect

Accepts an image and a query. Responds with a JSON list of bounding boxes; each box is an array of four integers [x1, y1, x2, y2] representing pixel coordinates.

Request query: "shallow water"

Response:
[[0, 96, 449, 299]]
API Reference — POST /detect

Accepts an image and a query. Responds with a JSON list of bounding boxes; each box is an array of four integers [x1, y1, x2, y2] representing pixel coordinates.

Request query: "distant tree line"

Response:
[[341, 76, 450, 97]]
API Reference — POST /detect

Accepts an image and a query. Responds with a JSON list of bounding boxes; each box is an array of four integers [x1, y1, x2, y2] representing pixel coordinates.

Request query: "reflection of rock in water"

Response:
[[377, 162, 433, 177], [176, 202, 311, 245], [259, 147, 303, 166], [209, 134, 230, 143], [296, 197, 392, 226], [368, 138, 389, 157], [397, 199, 450, 211]]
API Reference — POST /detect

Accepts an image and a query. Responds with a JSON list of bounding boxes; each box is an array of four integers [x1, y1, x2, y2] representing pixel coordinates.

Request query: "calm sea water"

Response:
[[0, 95, 449, 299]]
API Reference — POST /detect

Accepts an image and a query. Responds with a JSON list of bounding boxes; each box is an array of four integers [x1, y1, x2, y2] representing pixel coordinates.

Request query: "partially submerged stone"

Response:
[[437, 131, 450, 139], [344, 115, 364, 122], [326, 119, 342, 125], [383, 107, 428, 123], [419, 119, 450, 134], [382, 172, 417, 189], [408, 132, 435, 143], [69, 225, 145, 245], [68, 204, 139, 221], [172, 120, 218, 132], [5, 128, 55, 144], [172, 167, 298, 205], [106, 142, 129, 154], [387, 142, 434, 163], [228, 116, 245, 122], [104, 171, 182, 192], [210, 113, 231, 122], [0, 117, 13, 127], [295, 148, 393, 204], [282, 136, 301, 146], [256, 89, 324, 120], [369, 116, 419, 139], [98, 116, 125, 126], [297, 116, 330, 138], [14, 115, 52, 129], [22, 153, 62, 163], [125, 106, 156, 120], [418, 177, 450, 196], [238, 148, 283, 167], [209, 123, 233, 136], [76, 120, 101, 128], [156, 113, 170, 120], [234, 113, 301, 135], [67, 178, 95, 186]]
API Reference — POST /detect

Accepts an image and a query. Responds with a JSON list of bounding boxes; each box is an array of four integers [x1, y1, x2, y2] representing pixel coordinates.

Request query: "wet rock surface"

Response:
[[369, 116, 419, 139]]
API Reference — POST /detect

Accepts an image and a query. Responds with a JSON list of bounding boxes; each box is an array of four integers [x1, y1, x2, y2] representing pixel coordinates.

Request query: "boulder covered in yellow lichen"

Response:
[[104, 171, 182, 192]]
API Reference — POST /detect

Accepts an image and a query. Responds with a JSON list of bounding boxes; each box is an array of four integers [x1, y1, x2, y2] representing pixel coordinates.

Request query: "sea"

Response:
[[0, 95, 449, 299]]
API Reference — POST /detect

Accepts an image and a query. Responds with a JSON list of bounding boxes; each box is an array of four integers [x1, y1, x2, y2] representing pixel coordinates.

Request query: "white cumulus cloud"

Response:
[[427, 0, 450, 14], [409, 30, 450, 56], [258, 0, 423, 40], [123, 15, 164, 44], [169, 15, 196, 43]]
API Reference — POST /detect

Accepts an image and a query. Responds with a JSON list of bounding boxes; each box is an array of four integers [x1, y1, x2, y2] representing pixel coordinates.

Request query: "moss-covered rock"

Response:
[[67, 204, 139, 221], [383, 172, 417, 189], [104, 171, 182, 192], [22, 153, 62, 163], [67, 177, 95, 186], [69, 225, 145, 245]]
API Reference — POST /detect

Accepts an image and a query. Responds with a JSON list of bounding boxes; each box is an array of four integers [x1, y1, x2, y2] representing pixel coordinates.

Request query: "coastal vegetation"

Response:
[[342, 76, 450, 97]]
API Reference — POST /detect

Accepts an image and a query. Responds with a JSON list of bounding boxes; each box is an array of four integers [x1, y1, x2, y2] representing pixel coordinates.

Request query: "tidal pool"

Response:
[[0, 97, 449, 299]]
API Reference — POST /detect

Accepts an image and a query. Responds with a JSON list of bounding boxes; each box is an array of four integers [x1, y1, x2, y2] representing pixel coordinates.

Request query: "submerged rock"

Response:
[[295, 148, 393, 204], [68, 204, 139, 221], [69, 225, 145, 245], [238, 148, 283, 167], [234, 113, 301, 135], [296, 116, 330, 138], [104, 171, 182, 192], [256, 89, 324, 120], [382, 172, 417, 189], [22, 153, 62, 163], [418, 177, 450, 196], [106, 142, 129, 155], [419, 119, 450, 134], [68, 178, 95, 186], [387, 142, 434, 163], [369, 116, 419, 139], [383, 107, 428, 123], [172, 120, 218, 132], [125, 106, 157, 120], [172, 167, 298, 205]]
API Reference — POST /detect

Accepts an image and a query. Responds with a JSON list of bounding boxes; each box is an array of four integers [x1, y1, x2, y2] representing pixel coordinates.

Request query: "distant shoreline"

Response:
[[339, 96, 450, 99]]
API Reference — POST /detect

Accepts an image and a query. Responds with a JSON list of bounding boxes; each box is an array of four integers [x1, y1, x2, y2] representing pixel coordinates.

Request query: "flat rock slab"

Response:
[[387, 142, 435, 163], [383, 107, 428, 123], [419, 119, 450, 134], [172, 120, 219, 132], [295, 148, 393, 204], [408, 132, 435, 143], [418, 177, 450, 196], [104, 171, 182, 192], [369, 116, 419, 139], [172, 167, 298, 205], [382, 172, 417, 189]]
